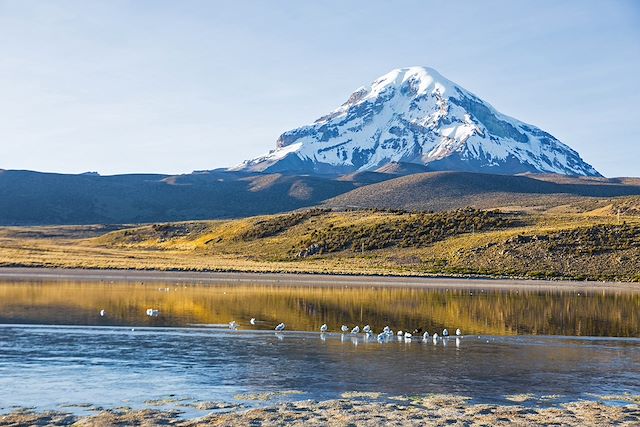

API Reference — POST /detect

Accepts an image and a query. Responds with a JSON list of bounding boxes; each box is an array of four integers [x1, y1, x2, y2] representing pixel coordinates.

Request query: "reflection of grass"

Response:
[[0, 208, 638, 281], [0, 282, 638, 336]]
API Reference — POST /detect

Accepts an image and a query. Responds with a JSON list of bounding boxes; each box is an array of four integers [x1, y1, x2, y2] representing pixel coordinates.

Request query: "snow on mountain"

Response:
[[236, 66, 601, 177]]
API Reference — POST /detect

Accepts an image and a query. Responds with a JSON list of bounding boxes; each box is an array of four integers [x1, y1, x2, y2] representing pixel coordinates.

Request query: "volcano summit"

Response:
[[237, 66, 600, 177]]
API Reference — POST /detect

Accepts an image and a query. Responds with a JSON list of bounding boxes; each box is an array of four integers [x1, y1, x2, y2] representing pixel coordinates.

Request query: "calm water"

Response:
[[0, 281, 638, 336], [0, 280, 638, 414]]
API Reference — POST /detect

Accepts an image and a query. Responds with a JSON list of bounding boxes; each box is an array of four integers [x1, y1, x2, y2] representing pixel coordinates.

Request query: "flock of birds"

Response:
[[228, 319, 462, 342], [100, 309, 462, 342]]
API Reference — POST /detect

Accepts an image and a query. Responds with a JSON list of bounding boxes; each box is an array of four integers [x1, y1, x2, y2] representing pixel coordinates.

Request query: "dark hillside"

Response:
[[0, 170, 356, 225], [325, 171, 640, 211]]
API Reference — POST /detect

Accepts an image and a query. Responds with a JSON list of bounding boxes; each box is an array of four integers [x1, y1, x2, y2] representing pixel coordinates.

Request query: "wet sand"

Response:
[[2, 394, 639, 426], [0, 267, 638, 292]]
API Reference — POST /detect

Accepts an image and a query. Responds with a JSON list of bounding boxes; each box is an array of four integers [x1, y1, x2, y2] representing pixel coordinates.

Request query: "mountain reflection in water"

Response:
[[0, 281, 637, 337]]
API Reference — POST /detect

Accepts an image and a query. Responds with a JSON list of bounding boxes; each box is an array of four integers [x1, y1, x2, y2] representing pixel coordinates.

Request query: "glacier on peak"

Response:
[[236, 66, 600, 177]]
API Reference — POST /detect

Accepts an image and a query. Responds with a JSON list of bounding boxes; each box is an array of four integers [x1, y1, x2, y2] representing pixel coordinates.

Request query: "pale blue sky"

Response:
[[1, 0, 639, 176]]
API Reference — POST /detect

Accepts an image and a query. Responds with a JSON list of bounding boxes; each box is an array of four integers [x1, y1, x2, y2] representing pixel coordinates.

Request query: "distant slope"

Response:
[[324, 171, 640, 211], [2, 168, 639, 225], [0, 170, 358, 225]]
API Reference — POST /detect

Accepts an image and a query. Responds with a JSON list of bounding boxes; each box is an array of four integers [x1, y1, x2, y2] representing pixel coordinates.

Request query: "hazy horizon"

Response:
[[1, 0, 639, 177]]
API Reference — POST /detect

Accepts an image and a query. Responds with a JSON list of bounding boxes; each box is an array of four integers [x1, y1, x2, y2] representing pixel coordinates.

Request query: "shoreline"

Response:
[[0, 266, 639, 292], [2, 394, 639, 426]]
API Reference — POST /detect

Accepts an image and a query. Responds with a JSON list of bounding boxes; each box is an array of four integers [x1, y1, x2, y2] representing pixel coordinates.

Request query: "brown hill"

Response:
[[0, 170, 358, 225], [324, 171, 640, 212]]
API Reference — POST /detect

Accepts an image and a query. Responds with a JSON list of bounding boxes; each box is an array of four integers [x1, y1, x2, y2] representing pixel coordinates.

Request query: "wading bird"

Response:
[[275, 323, 286, 331], [320, 324, 328, 333]]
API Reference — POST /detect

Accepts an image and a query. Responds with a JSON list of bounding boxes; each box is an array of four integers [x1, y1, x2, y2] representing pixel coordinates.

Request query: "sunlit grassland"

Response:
[[0, 206, 638, 281]]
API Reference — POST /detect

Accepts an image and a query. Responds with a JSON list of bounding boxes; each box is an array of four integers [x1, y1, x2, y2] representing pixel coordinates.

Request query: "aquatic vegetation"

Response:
[[234, 390, 304, 401], [7, 394, 638, 426], [340, 391, 382, 399], [505, 393, 536, 403]]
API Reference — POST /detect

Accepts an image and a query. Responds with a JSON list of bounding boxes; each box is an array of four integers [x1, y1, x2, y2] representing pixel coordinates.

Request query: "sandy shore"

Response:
[[0, 266, 638, 292], [2, 394, 639, 426]]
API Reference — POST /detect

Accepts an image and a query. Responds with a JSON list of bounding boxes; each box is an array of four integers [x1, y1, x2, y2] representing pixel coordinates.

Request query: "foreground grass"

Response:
[[0, 206, 639, 282]]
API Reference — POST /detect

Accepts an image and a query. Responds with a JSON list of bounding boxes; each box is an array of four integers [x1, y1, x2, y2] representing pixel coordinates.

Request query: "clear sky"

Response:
[[1, 0, 639, 177]]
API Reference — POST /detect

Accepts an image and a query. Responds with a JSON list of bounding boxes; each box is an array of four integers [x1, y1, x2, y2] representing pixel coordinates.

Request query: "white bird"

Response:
[[456, 328, 462, 336], [229, 321, 238, 330], [341, 325, 349, 333], [351, 326, 360, 334], [404, 332, 412, 339], [320, 324, 328, 333], [433, 333, 439, 341], [443, 328, 449, 337], [422, 331, 429, 340], [250, 318, 256, 325], [377, 332, 387, 342], [146, 308, 159, 317], [363, 325, 371, 333], [99, 309, 106, 317], [383, 326, 391, 334], [275, 322, 285, 331], [397, 330, 403, 336]]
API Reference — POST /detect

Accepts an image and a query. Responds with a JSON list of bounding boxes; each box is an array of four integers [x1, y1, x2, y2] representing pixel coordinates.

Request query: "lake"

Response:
[[0, 278, 638, 416]]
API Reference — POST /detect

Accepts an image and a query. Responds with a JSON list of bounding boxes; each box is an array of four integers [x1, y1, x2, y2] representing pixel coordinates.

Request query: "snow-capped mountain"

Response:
[[237, 66, 601, 177]]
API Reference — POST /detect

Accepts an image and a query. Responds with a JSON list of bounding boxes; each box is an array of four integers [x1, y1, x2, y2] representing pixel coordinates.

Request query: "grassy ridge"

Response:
[[296, 208, 522, 256], [0, 205, 639, 281]]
